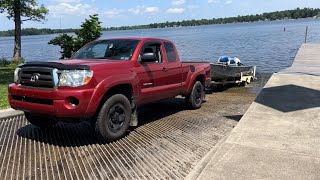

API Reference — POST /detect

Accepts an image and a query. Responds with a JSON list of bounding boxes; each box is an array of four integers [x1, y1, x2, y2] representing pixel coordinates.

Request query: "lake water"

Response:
[[1, 19, 320, 73]]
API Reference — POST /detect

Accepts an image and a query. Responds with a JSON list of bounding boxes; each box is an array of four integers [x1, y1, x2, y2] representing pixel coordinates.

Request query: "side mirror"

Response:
[[140, 52, 156, 63]]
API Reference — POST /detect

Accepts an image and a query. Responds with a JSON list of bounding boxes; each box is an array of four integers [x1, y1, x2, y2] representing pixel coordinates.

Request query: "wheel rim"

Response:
[[107, 103, 126, 133], [194, 85, 202, 104]]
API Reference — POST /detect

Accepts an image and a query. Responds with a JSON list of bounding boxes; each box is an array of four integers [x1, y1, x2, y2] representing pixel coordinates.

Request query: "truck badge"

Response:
[[30, 73, 40, 82]]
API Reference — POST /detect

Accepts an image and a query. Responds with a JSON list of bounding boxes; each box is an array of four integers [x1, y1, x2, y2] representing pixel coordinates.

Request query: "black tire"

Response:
[[185, 81, 204, 109], [24, 112, 58, 128], [94, 94, 131, 142]]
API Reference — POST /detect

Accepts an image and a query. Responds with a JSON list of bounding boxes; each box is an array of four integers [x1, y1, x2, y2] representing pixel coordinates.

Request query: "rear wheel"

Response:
[[94, 94, 131, 142], [185, 81, 204, 109], [24, 112, 58, 128]]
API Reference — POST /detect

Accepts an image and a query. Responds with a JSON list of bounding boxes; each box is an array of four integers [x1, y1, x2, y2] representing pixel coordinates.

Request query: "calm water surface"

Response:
[[1, 19, 320, 73]]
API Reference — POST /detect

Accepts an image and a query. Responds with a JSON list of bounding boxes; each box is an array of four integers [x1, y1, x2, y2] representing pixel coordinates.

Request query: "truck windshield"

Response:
[[73, 39, 140, 60]]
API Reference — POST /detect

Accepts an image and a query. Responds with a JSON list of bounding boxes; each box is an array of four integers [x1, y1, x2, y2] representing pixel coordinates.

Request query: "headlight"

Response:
[[14, 67, 21, 84], [58, 70, 93, 87]]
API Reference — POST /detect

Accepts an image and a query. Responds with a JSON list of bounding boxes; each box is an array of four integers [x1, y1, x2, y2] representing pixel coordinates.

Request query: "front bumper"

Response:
[[8, 83, 95, 119]]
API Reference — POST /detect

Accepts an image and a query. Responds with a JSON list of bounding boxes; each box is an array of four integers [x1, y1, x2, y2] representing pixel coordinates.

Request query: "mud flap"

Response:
[[130, 108, 138, 126], [130, 97, 138, 126], [203, 83, 206, 102]]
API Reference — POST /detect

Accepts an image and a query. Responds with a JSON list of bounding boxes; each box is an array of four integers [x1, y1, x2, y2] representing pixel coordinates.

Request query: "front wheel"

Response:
[[94, 94, 132, 142], [24, 112, 58, 128], [185, 81, 204, 109]]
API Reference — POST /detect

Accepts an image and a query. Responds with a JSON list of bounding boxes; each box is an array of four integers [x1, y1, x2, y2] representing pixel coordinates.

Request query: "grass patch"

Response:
[[0, 57, 24, 109], [0, 66, 15, 109]]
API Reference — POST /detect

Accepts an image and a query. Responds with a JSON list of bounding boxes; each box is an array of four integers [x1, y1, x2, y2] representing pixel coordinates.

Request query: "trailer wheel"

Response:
[[240, 80, 248, 87], [24, 112, 58, 128], [186, 81, 204, 109], [94, 94, 131, 142]]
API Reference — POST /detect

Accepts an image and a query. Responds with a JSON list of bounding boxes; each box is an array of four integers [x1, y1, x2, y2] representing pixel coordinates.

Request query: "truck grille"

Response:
[[19, 67, 58, 89]]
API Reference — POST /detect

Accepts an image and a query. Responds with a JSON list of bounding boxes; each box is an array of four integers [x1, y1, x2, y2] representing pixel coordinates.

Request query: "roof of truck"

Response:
[[97, 37, 173, 42]]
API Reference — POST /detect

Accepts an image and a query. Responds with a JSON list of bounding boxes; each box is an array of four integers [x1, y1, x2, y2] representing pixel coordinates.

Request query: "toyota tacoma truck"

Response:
[[8, 38, 211, 142]]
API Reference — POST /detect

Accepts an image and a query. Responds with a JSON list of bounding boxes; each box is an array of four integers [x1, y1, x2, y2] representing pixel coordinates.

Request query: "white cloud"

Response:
[[208, 0, 219, 4], [166, 8, 185, 14], [54, 0, 80, 3], [0, 13, 6, 17], [187, 5, 199, 17], [187, 5, 199, 9], [128, 5, 144, 15], [128, 8, 140, 15], [172, 0, 186, 6], [48, 2, 96, 17], [105, 8, 124, 18], [225, 0, 232, 5], [128, 6, 160, 15], [145, 7, 159, 14]]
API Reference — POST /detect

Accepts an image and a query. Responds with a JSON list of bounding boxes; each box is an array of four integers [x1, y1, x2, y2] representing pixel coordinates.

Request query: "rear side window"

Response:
[[164, 42, 176, 62]]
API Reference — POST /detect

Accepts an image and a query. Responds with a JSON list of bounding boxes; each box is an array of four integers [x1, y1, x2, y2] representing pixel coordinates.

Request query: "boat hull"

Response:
[[210, 63, 255, 81]]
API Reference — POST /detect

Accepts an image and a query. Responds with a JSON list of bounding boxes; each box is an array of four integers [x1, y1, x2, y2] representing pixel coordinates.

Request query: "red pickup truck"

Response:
[[9, 38, 210, 142]]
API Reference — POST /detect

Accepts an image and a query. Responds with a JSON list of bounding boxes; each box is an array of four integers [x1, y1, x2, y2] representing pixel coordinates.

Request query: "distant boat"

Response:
[[210, 56, 256, 82]]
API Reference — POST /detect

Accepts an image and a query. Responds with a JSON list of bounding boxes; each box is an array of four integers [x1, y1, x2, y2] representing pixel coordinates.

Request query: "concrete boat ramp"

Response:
[[188, 44, 320, 179]]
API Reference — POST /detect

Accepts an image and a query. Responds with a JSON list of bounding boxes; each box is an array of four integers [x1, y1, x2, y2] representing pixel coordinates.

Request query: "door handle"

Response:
[[162, 67, 168, 72]]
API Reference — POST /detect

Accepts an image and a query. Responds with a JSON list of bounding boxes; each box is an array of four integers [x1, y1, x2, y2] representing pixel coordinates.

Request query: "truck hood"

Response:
[[20, 59, 128, 70], [51, 59, 121, 67]]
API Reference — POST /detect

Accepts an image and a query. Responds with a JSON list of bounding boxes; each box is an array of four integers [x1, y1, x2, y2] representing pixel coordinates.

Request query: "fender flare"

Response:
[[85, 74, 139, 117], [186, 69, 206, 93]]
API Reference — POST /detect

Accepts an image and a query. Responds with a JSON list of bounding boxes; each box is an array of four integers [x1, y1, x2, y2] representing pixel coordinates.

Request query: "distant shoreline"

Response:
[[0, 7, 319, 37]]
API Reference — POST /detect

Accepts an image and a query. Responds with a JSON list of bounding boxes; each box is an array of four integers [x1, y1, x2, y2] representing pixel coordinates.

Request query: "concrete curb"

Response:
[[184, 132, 231, 180], [0, 108, 23, 119]]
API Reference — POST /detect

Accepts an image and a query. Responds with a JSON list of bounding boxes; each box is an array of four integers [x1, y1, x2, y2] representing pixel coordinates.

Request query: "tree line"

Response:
[[108, 8, 320, 30], [0, 7, 319, 38], [0, 28, 78, 37]]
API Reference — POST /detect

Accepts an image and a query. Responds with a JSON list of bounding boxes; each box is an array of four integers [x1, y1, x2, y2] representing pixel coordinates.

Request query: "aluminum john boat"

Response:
[[210, 56, 256, 86]]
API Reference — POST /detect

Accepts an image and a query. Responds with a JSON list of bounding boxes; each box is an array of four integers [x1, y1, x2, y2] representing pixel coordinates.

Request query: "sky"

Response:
[[0, 0, 320, 30]]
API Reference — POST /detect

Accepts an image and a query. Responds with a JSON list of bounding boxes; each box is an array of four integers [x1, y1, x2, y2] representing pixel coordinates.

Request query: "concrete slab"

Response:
[[263, 74, 320, 89], [0, 108, 23, 119], [227, 112, 320, 156], [197, 143, 320, 180]]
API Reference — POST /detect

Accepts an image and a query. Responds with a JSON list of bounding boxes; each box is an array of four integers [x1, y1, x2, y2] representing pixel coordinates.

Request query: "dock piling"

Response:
[[304, 26, 308, 43]]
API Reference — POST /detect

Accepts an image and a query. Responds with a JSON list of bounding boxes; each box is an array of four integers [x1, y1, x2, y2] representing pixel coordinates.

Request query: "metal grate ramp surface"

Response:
[[0, 90, 256, 180]]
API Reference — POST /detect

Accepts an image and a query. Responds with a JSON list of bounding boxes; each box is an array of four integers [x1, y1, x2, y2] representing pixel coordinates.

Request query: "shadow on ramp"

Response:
[[16, 123, 103, 147], [224, 115, 243, 122], [255, 84, 320, 113], [16, 98, 189, 146]]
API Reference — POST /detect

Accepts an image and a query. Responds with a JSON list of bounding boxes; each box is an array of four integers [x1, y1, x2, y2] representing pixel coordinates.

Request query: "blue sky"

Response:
[[1, 0, 320, 30]]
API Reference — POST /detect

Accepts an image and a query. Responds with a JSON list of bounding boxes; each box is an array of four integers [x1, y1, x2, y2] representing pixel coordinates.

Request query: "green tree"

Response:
[[74, 14, 102, 50], [48, 34, 75, 59], [48, 14, 102, 59], [0, 0, 48, 62]]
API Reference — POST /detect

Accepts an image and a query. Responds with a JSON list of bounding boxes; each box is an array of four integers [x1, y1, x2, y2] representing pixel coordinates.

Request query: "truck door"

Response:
[[135, 41, 169, 104], [163, 42, 182, 95]]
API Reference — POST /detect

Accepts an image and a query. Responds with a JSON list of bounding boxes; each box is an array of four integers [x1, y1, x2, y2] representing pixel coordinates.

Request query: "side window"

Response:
[[164, 42, 177, 62], [140, 42, 163, 63]]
